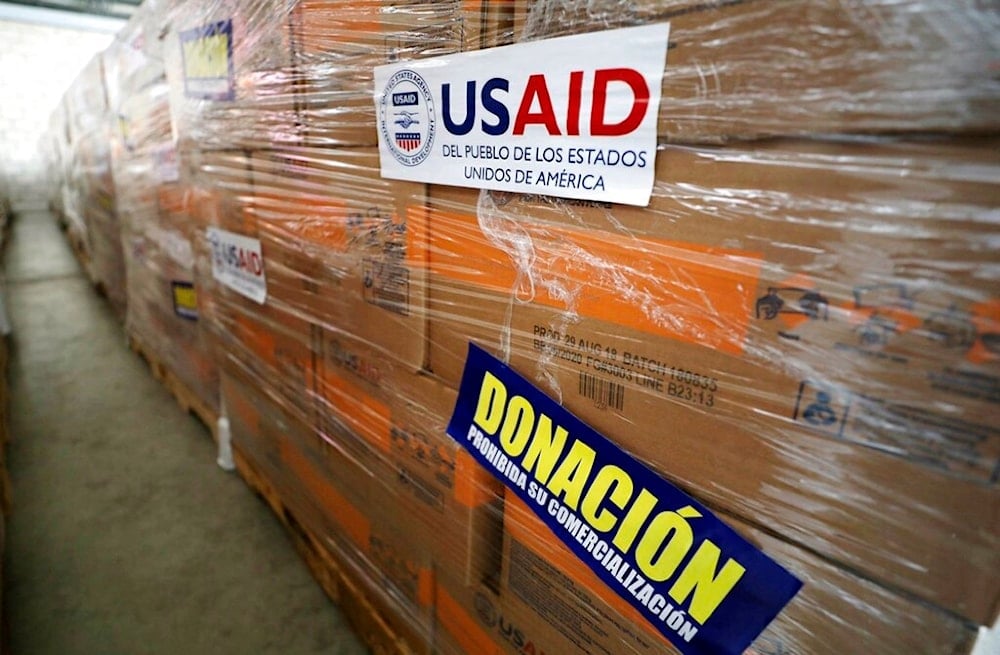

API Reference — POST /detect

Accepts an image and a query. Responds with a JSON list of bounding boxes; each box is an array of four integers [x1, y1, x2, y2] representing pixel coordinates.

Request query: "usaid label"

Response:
[[152, 142, 180, 183], [375, 24, 670, 207], [207, 228, 266, 304], [448, 344, 802, 655]]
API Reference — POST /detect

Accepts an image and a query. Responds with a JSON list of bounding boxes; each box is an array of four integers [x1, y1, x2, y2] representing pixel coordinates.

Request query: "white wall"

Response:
[[0, 14, 119, 210]]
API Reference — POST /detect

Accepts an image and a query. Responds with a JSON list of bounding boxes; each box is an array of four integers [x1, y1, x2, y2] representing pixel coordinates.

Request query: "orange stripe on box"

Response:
[[233, 314, 278, 367], [407, 203, 431, 272], [295, 0, 383, 44], [435, 585, 505, 655], [454, 449, 501, 508], [278, 435, 372, 550], [417, 568, 435, 609], [317, 369, 392, 454], [279, 425, 436, 609], [222, 375, 261, 434], [428, 206, 763, 355], [157, 186, 188, 215], [252, 197, 351, 254], [505, 494, 663, 643]]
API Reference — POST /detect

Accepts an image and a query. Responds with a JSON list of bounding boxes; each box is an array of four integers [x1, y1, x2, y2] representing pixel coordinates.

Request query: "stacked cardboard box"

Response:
[[60, 53, 129, 318], [60, 57, 102, 253], [169, 4, 516, 652], [107, 7, 220, 415], [190, 146, 505, 652], [223, 370, 439, 650], [513, 0, 1000, 142], [425, 2, 1000, 652], [425, 137, 1000, 626], [163, 0, 509, 151], [47, 1, 1000, 654], [435, 492, 980, 655]]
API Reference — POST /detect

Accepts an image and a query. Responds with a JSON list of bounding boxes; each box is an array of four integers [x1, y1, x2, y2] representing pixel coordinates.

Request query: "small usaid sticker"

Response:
[[207, 228, 266, 303], [375, 23, 669, 207], [152, 142, 180, 183]]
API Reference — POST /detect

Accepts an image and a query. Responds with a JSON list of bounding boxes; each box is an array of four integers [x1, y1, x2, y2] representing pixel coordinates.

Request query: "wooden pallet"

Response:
[[128, 334, 219, 442], [128, 333, 413, 652], [233, 445, 416, 655]]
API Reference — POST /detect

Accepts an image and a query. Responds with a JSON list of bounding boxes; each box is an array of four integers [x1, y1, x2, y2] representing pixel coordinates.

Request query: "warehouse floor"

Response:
[[2, 210, 367, 654]]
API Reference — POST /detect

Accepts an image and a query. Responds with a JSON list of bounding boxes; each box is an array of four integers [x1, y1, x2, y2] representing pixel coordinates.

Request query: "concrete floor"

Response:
[[2, 210, 368, 654]]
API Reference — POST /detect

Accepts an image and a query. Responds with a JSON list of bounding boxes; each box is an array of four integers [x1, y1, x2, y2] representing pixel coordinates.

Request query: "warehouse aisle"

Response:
[[2, 210, 367, 655]]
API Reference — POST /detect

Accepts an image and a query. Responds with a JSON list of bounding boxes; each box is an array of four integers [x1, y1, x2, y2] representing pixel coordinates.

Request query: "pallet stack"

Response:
[[104, 4, 221, 422], [47, 1, 999, 654], [165, 2, 510, 650], [426, 3, 1000, 652], [44, 54, 127, 318]]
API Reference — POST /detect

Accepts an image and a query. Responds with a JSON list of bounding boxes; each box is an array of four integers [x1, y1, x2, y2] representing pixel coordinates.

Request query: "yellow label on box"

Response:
[[171, 281, 198, 320], [180, 20, 234, 100]]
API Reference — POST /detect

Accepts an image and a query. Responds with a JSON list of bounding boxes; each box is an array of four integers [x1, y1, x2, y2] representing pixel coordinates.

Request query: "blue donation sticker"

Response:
[[446, 343, 802, 655]]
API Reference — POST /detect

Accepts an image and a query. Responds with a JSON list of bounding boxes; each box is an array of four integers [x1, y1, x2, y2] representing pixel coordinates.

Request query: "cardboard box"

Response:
[[387, 372, 504, 584], [289, 0, 506, 146], [485, 494, 980, 655], [150, 182, 219, 410], [116, 82, 173, 153], [164, 0, 300, 151], [207, 293, 315, 420], [309, 325, 407, 467], [176, 147, 264, 391], [165, 0, 509, 150], [114, 145, 218, 412], [309, 327, 503, 585], [481, 0, 516, 49], [425, 138, 1000, 623], [511, 0, 999, 141], [179, 148, 255, 235], [290, 1, 489, 61], [434, 577, 554, 655], [222, 370, 435, 652], [250, 147, 430, 371]]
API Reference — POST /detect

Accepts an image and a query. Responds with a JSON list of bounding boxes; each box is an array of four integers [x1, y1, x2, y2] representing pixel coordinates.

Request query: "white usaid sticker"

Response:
[[207, 228, 267, 304], [152, 141, 180, 183], [374, 23, 669, 207]]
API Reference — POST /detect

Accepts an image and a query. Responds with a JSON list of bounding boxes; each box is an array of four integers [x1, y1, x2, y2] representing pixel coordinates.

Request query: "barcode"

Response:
[[363, 257, 410, 315], [578, 373, 625, 411]]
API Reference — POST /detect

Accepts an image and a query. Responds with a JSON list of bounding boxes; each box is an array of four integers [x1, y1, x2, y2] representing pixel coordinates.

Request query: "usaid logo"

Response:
[[474, 591, 498, 627], [379, 69, 435, 166]]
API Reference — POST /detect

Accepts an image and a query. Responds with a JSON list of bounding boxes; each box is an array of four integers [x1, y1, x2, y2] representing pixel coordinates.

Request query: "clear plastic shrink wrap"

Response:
[[110, 5, 220, 413], [190, 140, 998, 655], [60, 58, 108, 265], [53, 0, 1000, 654], [514, 0, 1000, 141], [43, 101, 72, 222], [55, 53, 129, 319], [162, 0, 510, 151], [71, 53, 129, 320]]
